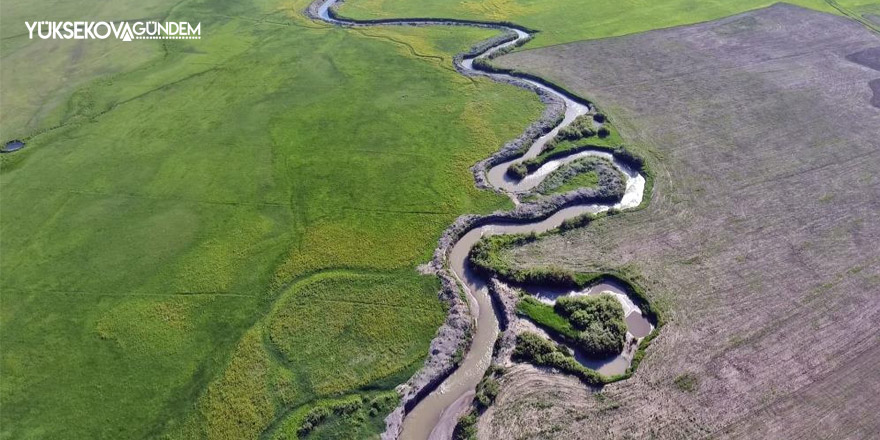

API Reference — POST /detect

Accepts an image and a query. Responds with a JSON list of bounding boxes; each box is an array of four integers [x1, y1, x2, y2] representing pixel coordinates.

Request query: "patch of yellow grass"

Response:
[[459, 0, 536, 21], [173, 329, 279, 440]]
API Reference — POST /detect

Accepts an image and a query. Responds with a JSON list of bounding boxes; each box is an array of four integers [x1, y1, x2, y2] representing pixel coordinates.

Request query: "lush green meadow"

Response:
[[266, 271, 445, 397], [340, 0, 845, 47], [0, 0, 181, 139], [0, 0, 545, 438]]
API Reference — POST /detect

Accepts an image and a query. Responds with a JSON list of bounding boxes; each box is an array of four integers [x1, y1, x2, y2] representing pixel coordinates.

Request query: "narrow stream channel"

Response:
[[310, 2, 648, 438]]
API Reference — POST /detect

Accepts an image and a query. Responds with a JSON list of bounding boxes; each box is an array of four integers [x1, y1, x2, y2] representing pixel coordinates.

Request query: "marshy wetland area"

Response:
[[2, 0, 880, 439]]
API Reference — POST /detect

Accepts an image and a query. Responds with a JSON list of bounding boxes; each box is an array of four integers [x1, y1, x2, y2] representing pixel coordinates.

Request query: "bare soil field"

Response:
[[480, 5, 880, 439]]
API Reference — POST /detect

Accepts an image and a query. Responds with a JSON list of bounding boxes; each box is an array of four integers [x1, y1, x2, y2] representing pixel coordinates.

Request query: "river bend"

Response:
[[309, 2, 647, 438]]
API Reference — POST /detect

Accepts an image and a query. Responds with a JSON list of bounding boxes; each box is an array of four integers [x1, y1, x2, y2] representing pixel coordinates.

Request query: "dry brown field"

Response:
[[481, 5, 880, 439]]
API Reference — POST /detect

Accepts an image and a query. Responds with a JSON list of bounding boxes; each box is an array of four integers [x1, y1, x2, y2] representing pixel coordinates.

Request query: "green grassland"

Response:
[[828, 0, 880, 31], [340, 0, 844, 47], [517, 296, 580, 341], [0, 0, 546, 438], [266, 271, 445, 397], [0, 0, 182, 139]]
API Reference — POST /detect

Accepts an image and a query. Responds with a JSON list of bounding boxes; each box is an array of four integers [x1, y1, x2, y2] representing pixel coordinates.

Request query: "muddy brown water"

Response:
[[314, 1, 649, 438]]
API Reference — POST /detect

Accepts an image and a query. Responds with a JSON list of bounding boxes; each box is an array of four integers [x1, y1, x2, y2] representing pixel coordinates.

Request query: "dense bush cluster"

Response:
[[505, 110, 630, 181], [452, 410, 478, 440], [557, 114, 596, 141], [517, 294, 626, 358], [452, 365, 506, 440], [555, 294, 627, 357], [512, 332, 602, 385], [298, 406, 332, 437], [295, 393, 396, 438], [556, 294, 620, 322]]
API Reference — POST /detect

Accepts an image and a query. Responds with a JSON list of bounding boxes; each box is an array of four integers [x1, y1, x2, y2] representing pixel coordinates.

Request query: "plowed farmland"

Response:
[[479, 5, 880, 439]]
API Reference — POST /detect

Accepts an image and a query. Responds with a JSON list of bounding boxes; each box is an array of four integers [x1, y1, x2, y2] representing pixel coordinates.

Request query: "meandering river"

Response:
[[311, 2, 647, 438]]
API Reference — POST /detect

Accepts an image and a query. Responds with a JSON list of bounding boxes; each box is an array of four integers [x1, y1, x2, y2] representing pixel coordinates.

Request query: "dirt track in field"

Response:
[[480, 5, 880, 439]]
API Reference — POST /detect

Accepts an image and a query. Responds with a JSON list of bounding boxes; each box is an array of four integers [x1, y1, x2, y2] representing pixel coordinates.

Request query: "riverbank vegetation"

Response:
[[539, 168, 598, 194], [557, 114, 597, 140], [268, 391, 397, 439], [0, 0, 546, 437], [532, 156, 624, 197], [512, 332, 603, 385], [452, 364, 505, 440], [517, 294, 626, 358], [507, 120, 623, 179], [469, 228, 663, 324]]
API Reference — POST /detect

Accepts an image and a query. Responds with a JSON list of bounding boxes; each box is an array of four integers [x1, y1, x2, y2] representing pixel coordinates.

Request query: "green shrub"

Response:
[[471, 57, 492, 71], [485, 364, 507, 377], [333, 398, 363, 415], [533, 156, 622, 197], [452, 345, 465, 366], [298, 406, 331, 437], [555, 294, 626, 357], [519, 294, 626, 358], [452, 410, 478, 440], [506, 162, 528, 179], [555, 294, 621, 323], [512, 332, 602, 385], [557, 114, 596, 141], [296, 396, 366, 437], [513, 331, 561, 360], [475, 376, 500, 410], [593, 113, 606, 123], [517, 296, 580, 340], [597, 127, 611, 138], [568, 309, 592, 328], [674, 373, 699, 392], [577, 321, 626, 357]]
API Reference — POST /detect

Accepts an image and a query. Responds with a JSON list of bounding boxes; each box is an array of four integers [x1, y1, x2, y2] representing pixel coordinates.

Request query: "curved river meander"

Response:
[[311, 2, 649, 438]]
